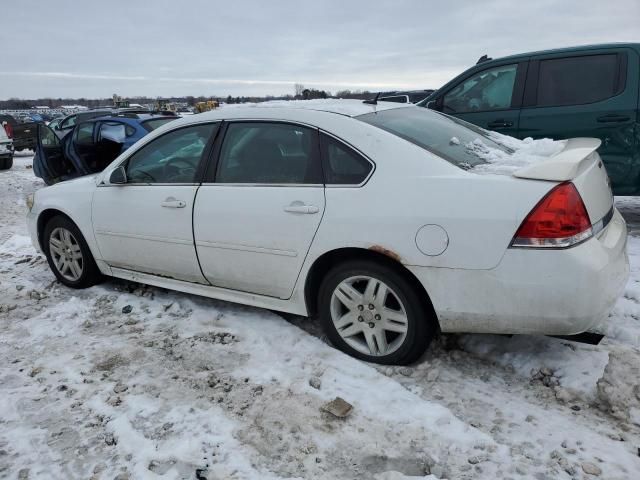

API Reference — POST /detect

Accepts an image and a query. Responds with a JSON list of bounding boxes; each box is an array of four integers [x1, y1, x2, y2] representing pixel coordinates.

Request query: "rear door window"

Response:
[[535, 54, 620, 106], [215, 122, 322, 184]]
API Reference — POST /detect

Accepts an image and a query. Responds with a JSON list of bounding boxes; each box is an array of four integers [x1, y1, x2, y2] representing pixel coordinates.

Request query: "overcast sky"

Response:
[[1, 0, 639, 99]]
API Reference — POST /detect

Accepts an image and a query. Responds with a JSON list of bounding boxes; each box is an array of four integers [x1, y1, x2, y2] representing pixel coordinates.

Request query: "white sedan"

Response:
[[26, 100, 629, 365]]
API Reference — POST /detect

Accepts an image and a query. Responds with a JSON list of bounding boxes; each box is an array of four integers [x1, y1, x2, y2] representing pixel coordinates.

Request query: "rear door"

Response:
[[193, 121, 325, 299], [436, 61, 527, 137], [518, 47, 639, 195]]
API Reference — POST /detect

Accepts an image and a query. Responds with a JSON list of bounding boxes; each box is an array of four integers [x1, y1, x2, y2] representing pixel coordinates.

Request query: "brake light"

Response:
[[2, 122, 12, 139], [511, 182, 592, 248]]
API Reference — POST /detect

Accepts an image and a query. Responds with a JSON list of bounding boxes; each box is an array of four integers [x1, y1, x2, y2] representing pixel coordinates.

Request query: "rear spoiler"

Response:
[[513, 138, 601, 182]]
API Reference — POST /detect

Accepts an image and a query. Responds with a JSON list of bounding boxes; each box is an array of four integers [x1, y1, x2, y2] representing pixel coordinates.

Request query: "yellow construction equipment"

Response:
[[194, 100, 219, 113]]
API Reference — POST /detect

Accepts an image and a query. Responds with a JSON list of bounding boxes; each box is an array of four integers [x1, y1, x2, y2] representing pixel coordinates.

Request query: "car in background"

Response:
[[0, 119, 14, 170], [34, 113, 178, 185], [379, 89, 435, 104], [0, 114, 37, 152], [26, 101, 628, 365], [54, 107, 169, 137], [418, 43, 640, 195]]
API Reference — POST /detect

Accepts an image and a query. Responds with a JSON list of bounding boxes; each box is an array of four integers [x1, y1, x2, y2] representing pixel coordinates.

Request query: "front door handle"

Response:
[[284, 202, 320, 214], [597, 114, 630, 123], [487, 119, 514, 129], [161, 197, 186, 208]]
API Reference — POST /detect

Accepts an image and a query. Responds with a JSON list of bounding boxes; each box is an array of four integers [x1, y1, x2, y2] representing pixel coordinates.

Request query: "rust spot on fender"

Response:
[[368, 245, 402, 263]]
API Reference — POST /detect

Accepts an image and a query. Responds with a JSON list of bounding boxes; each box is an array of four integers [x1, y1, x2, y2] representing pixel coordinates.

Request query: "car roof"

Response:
[[86, 113, 177, 124], [486, 42, 640, 63], [193, 99, 412, 120]]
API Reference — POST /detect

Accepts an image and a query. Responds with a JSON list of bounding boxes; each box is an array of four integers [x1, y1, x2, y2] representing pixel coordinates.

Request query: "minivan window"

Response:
[[536, 54, 619, 107], [443, 64, 517, 113], [357, 107, 509, 169]]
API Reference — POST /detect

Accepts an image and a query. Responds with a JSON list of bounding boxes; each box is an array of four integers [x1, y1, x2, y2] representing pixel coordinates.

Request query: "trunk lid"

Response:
[[513, 138, 613, 225]]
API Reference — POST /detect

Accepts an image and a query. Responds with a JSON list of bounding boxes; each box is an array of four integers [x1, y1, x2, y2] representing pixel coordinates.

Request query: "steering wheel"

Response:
[[163, 157, 196, 182]]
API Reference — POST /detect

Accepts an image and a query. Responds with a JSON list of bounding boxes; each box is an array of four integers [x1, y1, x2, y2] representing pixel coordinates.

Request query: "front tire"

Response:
[[43, 216, 102, 288], [318, 260, 436, 365]]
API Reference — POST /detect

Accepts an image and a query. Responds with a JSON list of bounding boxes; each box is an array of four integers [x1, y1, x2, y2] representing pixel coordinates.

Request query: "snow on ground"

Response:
[[1, 155, 639, 479]]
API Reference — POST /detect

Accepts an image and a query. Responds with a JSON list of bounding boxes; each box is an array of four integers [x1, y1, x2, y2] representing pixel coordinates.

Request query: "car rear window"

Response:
[[142, 118, 177, 132], [356, 107, 509, 169]]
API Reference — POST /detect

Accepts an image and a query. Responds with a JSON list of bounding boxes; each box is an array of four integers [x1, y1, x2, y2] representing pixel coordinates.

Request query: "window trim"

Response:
[[437, 61, 527, 114], [319, 130, 376, 188], [202, 119, 324, 187], [101, 121, 220, 187], [523, 52, 627, 109]]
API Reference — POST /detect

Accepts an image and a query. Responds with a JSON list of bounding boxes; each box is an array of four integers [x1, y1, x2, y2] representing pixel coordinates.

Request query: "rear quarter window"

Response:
[[320, 133, 372, 185]]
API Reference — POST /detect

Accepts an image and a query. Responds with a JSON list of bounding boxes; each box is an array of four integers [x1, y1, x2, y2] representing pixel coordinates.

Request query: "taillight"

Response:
[[3, 123, 12, 139], [511, 182, 592, 248]]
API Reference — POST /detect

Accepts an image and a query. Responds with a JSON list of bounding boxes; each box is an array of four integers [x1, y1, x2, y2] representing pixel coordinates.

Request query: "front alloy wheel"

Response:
[[49, 227, 84, 281], [43, 215, 102, 288]]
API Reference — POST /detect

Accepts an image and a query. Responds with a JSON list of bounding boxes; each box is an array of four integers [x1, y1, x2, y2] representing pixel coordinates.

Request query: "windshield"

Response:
[[356, 107, 510, 169]]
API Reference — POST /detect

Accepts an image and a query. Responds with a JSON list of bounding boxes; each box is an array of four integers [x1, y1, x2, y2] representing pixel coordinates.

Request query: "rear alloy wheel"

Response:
[[319, 260, 436, 365], [44, 216, 102, 288]]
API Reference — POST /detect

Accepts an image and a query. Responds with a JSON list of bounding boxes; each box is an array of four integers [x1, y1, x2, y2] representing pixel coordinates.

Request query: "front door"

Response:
[[518, 49, 639, 195], [194, 121, 325, 299], [439, 62, 525, 137], [34, 124, 76, 184], [92, 122, 218, 283]]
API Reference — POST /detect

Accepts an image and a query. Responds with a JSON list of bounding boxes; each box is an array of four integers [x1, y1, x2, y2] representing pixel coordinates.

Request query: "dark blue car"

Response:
[[35, 113, 177, 185]]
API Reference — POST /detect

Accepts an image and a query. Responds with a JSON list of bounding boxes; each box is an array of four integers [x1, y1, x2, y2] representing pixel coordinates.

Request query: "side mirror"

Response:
[[426, 100, 440, 111], [109, 166, 127, 185]]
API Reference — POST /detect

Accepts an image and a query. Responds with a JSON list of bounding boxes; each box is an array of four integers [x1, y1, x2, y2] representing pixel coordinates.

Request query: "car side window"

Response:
[[216, 122, 322, 184], [60, 115, 76, 130], [75, 122, 94, 145], [443, 64, 517, 113], [125, 123, 216, 184], [535, 54, 620, 107], [98, 122, 127, 144], [320, 133, 372, 185]]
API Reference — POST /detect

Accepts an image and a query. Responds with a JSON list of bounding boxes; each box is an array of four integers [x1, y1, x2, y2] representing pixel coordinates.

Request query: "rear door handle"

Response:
[[161, 197, 186, 208], [284, 202, 319, 214], [597, 114, 630, 123], [487, 120, 514, 128]]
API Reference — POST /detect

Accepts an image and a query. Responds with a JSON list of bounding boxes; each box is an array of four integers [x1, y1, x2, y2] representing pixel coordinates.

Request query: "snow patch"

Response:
[[468, 131, 567, 175]]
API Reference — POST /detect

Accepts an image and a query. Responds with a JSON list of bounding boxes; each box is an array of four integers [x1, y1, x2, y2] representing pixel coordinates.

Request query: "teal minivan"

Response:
[[418, 43, 640, 195]]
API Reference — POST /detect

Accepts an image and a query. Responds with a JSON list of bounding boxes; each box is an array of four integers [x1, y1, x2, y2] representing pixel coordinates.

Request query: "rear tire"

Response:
[[318, 259, 436, 365], [43, 216, 103, 288], [0, 157, 12, 170]]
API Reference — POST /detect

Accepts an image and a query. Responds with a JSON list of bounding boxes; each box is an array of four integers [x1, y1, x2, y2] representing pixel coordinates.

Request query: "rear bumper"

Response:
[[409, 208, 629, 335]]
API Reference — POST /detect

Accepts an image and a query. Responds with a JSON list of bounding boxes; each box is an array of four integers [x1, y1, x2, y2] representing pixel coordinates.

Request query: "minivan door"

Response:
[[435, 61, 527, 137], [518, 48, 639, 195]]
